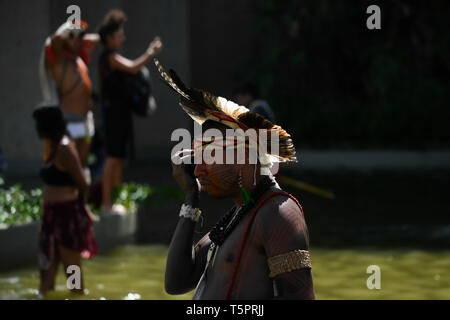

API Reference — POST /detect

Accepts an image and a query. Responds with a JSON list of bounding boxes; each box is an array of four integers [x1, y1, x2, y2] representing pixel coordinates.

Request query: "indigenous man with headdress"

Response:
[[158, 60, 315, 299], [39, 21, 100, 183]]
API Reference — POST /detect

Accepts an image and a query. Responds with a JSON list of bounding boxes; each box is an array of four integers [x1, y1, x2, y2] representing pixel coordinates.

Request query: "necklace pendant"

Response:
[[211, 245, 219, 267], [207, 243, 215, 263]]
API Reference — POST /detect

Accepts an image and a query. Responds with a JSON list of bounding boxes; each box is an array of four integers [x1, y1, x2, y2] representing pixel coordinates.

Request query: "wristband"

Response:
[[179, 203, 202, 222]]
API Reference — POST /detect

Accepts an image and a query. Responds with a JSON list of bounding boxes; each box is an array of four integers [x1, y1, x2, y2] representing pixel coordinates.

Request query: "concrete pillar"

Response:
[[0, 0, 52, 175]]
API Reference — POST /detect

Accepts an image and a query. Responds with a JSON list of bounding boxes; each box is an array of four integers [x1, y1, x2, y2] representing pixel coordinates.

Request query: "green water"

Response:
[[0, 245, 449, 300]]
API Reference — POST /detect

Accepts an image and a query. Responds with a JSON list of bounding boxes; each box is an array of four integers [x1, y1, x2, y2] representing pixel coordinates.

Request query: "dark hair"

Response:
[[233, 83, 260, 99], [32, 104, 67, 142], [98, 9, 127, 46]]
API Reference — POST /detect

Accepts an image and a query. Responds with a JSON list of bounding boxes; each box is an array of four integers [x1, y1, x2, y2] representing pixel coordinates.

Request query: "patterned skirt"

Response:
[[38, 198, 98, 271]]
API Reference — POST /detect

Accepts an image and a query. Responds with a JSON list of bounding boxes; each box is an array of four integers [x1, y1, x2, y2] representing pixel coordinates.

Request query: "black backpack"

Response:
[[121, 66, 157, 117]]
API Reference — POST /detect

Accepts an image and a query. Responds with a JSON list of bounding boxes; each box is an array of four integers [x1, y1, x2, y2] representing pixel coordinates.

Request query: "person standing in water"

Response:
[[40, 20, 100, 185], [97, 10, 163, 212], [155, 61, 315, 300], [33, 104, 98, 295]]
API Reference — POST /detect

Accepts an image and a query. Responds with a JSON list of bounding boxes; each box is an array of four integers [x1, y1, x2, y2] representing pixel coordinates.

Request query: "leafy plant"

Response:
[[0, 182, 183, 227], [112, 183, 184, 210], [112, 183, 153, 212], [0, 184, 42, 226]]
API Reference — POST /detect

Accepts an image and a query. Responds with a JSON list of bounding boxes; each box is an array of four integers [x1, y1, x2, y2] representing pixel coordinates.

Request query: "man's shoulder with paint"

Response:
[[253, 189, 304, 230]]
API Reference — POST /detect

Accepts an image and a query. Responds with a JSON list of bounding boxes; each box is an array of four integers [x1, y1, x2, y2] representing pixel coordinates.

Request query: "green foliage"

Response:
[[113, 183, 184, 209], [243, 0, 450, 149], [0, 182, 184, 227], [112, 183, 154, 212], [0, 184, 42, 226]]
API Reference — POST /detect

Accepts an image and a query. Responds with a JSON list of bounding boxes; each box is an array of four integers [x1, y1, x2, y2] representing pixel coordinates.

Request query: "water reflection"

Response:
[[0, 245, 448, 300]]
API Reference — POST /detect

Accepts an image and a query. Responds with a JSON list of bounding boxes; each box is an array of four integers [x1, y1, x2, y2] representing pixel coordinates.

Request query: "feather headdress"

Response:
[[154, 58, 297, 164]]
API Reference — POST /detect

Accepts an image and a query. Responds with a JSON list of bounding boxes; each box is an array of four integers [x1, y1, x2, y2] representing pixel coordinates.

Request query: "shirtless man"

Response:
[[41, 21, 99, 182], [165, 124, 315, 299], [160, 63, 315, 299]]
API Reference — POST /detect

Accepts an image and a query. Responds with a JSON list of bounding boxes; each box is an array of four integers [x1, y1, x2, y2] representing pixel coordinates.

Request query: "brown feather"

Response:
[[154, 59, 297, 162], [154, 58, 190, 99]]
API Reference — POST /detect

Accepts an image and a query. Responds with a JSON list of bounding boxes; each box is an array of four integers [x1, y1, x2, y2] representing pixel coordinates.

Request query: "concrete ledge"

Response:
[[94, 210, 137, 253], [0, 221, 40, 272], [0, 210, 137, 272]]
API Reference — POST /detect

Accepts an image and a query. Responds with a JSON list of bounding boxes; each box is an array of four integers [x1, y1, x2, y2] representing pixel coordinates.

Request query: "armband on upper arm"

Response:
[[267, 249, 311, 278]]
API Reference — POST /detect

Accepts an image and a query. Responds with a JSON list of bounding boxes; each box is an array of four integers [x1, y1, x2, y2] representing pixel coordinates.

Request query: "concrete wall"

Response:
[[0, 0, 191, 176], [0, 1, 51, 174], [3, 1, 449, 179], [189, 0, 257, 98]]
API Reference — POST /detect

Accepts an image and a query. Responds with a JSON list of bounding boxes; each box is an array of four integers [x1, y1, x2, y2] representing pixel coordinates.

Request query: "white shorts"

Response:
[[65, 111, 95, 140]]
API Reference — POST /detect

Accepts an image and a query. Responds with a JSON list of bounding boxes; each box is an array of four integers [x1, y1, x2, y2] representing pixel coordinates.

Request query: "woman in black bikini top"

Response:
[[33, 104, 98, 296]]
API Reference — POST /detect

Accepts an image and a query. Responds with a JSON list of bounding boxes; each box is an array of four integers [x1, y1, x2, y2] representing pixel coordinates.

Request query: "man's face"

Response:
[[192, 122, 241, 198], [194, 149, 240, 198], [191, 120, 261, 198]]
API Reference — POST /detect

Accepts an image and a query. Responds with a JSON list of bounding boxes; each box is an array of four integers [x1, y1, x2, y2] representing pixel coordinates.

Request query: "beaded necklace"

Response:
[[209, 175, 276, 246], [196, 175, 277, 296]]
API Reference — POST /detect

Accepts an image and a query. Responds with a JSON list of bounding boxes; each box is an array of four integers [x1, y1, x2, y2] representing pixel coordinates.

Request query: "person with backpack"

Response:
[[97, 9, 163, 212]]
